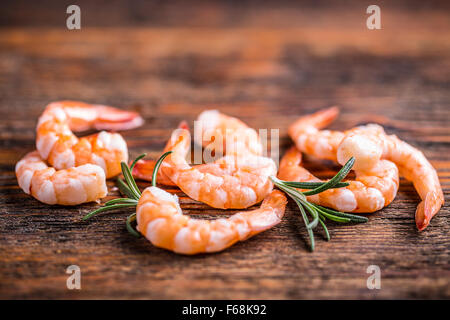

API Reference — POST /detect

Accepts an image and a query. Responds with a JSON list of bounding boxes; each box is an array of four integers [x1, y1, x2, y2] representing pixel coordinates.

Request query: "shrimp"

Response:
[[132, 158, 176, 186], [36, 101, 143, 178], [15, 151, 107, 205], [195, 110, 263, 156], [289, 107, 444, 230], [288, 106, 344, 162], [132, 110, 264, 184], [136, 187, 287, 254], [337, 124, 444, 230], [278, 147, 399, 212], [160, 126, 277, 209]]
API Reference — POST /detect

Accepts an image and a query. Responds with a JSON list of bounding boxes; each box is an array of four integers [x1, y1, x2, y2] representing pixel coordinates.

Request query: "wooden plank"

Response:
[[0, 4, 449, 299]]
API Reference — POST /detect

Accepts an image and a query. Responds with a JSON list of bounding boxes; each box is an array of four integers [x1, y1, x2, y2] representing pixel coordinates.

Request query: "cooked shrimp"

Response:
[[15, 151, 107, 205], [36, 101, 143, 178], [131, 122, 189, 186], [132, 158, 176, 186], [278, 147, 399, 212], [289, 106, 344, 162], [337, 124, 444, 230], [195, 110, 263, 157], [136, 187, 286, 254], [289, 107, 444, 230], [160, 126, 277, 209], [132, 111, 264, 184]]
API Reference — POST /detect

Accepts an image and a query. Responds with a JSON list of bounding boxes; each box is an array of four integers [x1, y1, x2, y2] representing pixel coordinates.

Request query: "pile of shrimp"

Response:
[[16, 106, 287, 254], [133, 110, 278, 209], [132, 111, 288, 254], [283, 107, 444, 231], [15, 101, 143, 205], [15, 103, 443, 255]]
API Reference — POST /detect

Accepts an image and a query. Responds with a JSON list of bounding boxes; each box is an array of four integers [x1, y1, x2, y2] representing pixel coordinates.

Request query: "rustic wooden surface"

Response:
[[0, 1, 449, 299]]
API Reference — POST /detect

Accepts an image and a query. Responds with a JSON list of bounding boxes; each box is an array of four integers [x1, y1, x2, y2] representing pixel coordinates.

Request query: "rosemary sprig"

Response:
[[282, 181, 349, 189], [82, 151, 173, 237], [270, 156, 368, 251]]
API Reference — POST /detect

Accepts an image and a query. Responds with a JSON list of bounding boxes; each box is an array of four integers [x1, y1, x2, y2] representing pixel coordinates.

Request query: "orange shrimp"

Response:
[[15, 151, 107, 205], [195, 110, 263, 157], [16, 101, 143, 205], [288, 107, 444, 230], [136, 187, 287, 254], [132, 110, 264, 184], [36, 101, 143, 178], [160, 126, 277, 209], [278, 147, 399, 212], [338, 124, 444, 230]]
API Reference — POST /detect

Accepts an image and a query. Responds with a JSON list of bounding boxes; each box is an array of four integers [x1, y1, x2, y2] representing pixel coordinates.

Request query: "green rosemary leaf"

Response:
[[315, 207, 351, 223], [299, 199, 320, 229], [282, 181, 349, 189], [82, 203, 137, 221], [318, 218, 330, 241], [269, 176, 307, 202], [105, 198, 138, 206], [313, 204, 369, 223], [117, 177, 138, 200], [121, 162, 141, 199], [129, 153, 147, 171], [152, 151, 173, 187], [126, 213, 141, 238], [303, 157, 355, 196], [295, 200, 315, 251]]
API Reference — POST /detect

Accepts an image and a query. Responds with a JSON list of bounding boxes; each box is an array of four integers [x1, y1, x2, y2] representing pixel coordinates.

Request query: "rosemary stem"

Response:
[[82, 203, 137, 221], [117, 177, 138, 200], [129, 153, 147, 171], [121, 162, 141, 199], [151, 151, 173, 187], [126, 213, 141, 238], [303, 157, 355, 196]]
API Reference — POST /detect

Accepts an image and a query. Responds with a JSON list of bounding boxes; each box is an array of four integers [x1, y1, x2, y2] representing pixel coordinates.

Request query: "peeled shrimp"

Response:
[[338, 124, 444, 230], [132, 158, 176, 186], [278, 147, 399, 212], [160, 126, 277, 209], [36, 101, 143, 178], [136, 187, 287, 254], [15, 151, 107, 205], [289, 106, 344, 162], [132, 110, 263, 184], [131, 112, 275, 209], [195, 110, 263, 156], [289, 107, 444, 230]]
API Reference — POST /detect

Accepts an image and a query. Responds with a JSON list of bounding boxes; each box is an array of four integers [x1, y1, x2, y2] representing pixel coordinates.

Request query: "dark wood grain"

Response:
[[0, 2, 449, 299]]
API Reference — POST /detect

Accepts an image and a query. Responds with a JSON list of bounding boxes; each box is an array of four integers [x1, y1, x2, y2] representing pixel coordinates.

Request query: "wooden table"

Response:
[[0, 1, 449, 299]]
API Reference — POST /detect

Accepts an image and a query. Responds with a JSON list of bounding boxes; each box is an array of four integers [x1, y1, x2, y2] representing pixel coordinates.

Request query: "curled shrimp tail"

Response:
[[177, 120, 189, 131], [259, 190, 287, 219], [131, 121, 189, 185], [93, 105, 144, 131], [288, 106, 339, 137], [306, 106, 340, 128], [415, 190, 445, 231], [132, 159, 176, 186], [385, 135, 444, 230], [279, 146, 303, 170]]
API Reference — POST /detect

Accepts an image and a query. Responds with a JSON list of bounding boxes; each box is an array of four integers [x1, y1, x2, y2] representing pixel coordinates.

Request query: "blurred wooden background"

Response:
[[0, 0, 449, 299]]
